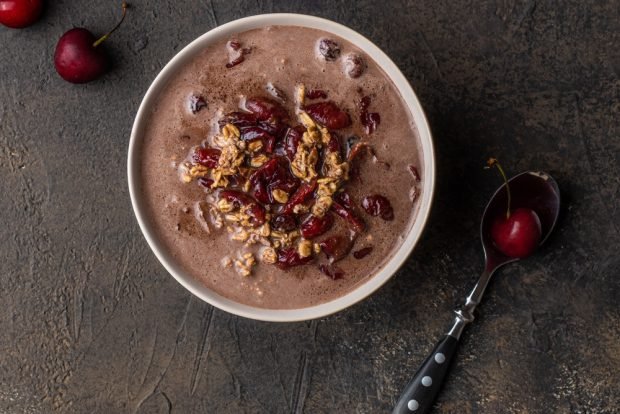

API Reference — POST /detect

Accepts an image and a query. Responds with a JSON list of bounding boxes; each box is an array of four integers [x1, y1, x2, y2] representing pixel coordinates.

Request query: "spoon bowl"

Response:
[[481, 171, 561, 270]]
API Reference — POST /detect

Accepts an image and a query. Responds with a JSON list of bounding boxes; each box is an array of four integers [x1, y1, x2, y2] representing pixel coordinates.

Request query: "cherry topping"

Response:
[[353, 246, 373, 259], [249, 158, 299, 204], [304, 101, 351, 129], [334, 191, 353, 210], [318, 39, 341, 61], [218, 190, 266, 226], [245, 97, 289, 122], [343, 53, 366, 78], [240, 126, 276, 153], [275, 247, 313, 269], [282, 126, 304, 161], [408, 165, 421, 181], [218, 111, 258, 129], [282, 179, 317, 214], [319, 235, 353, 262], [53, 2, 128, 84], [306, 89, 328, 100], [300, 213, 334, 239], [0, 0, 44, 28], [226, 39, 251, 68], [319, 264, 344, 280], [359, 96, 381, 134], [332, 200, 366, 233], [271, 214, 297, 232], [189, 95, 207, 114], [491, 208, 542, 258], [198, 177, 214, 189], [192, 147, 221, 168], [361, 195, 394, 221]]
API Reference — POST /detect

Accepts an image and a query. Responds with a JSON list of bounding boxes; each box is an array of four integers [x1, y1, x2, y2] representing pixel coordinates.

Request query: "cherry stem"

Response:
[[93, 1, 128, 48], [486, 157, 511, 219]]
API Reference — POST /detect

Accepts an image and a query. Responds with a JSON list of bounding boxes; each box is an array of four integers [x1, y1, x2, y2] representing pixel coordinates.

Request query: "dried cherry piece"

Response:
[[327, 132, 342, 154], [282, 179, 317, 214], [408, 165, 421, 181], [319, 264, 344, 280], [240, 126, 276, 153], [189, 95, 207, 114], [343, 53, 366, 79], [249, 158, 299, 204], [245, 96, 289, 122], [218, 111, 258, 129], [333, 192, 353, 210], [192, 147, 221, 168], [218, 190, 266, 226], [282, 126, 304, 161], [198, 177, 214, 189], [304, 101, 351, 129], [300, 213, 334, 239], [359, 95, 380, 134], [319, 235, 353, 262], [271, 214, 297, 232], [306, 89, 328, 99], [226, 40, 251, 68], [353, 246, 373, 259], [275, 247, 313, 269], [318, 39, 341, 61], [361, 195, 394, 221], [331, 200, 366, 233]]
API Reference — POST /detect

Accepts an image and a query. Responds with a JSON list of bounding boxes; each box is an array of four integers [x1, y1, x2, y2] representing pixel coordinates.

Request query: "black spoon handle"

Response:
[[392, 335, 459, 414]]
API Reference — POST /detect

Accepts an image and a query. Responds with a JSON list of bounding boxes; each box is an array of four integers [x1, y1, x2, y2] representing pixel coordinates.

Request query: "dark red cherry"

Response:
[[304, 101, 351, 129], [317, 39, 340, 61], [353, 246, 373, 259], [319, 264, 344, 280], [245, 97, 289, 122], [271, 214, 297, 232], [275, 247, 313, 269], [218, 190, 265, 226], [192, 147, 220, 168], [189, 95, 207, 113], [54, 28, 109, 83], [490, 208, 542, 258], [331, 200, 365, 233], [343, 53, 366, 78], [218, 111, 258, 129], [282, 179, 317, 214], [319, 235, 353, 262], [54, 2, 127, 84], [362, 195, 394, 221], [0, 0, 43, 28], [300, 213, 334, 239]]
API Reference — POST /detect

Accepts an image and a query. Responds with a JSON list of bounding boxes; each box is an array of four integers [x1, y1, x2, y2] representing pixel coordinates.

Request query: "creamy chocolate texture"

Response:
[[139, 25, 423, 309]]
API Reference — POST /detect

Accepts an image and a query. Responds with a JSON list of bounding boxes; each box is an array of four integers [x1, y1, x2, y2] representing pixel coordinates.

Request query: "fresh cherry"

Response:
[[487, 158, 543, 258], [54, 1, 127, 83], [491, 208, 542, 258], [0, 0, 43, 28]]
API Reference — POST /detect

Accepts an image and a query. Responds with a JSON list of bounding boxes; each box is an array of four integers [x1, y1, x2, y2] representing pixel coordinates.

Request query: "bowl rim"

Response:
[[127, 13, 436, 322]]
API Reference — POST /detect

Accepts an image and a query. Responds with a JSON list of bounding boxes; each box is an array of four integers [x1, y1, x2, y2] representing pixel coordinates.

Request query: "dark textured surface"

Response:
[[1, 1, 619, 413]]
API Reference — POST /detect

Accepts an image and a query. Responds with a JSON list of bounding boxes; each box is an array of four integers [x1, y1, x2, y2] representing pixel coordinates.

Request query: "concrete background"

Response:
[[1, 1, 619, 413]]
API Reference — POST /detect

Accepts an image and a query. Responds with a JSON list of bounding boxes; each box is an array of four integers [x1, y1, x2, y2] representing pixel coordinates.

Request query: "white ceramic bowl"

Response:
[[128, 13, 435, 322]]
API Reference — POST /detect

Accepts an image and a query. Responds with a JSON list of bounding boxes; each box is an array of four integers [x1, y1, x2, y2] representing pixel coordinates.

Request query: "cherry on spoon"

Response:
[[393, 168, 560, 414]]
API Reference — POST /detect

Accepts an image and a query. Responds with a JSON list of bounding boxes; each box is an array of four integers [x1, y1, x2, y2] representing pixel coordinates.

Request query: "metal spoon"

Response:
[[393, 171, 561, 414]]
